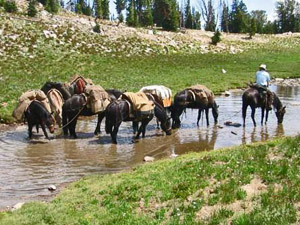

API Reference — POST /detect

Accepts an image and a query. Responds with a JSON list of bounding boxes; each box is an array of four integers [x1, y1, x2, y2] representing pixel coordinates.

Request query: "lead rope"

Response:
[[61, 105, 86, 130]]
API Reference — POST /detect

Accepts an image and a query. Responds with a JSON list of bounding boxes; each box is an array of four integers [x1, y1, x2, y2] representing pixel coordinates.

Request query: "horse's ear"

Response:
[[282, 106, 286, 111], [217, 105, 219, 108]]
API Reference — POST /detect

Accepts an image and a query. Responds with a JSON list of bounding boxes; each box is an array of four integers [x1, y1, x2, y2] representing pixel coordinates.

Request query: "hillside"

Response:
[[1, 5, 300, 122]]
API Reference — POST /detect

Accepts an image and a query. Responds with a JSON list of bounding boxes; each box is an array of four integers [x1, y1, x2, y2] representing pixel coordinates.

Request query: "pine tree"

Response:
[[143, 0, 153, 26], [211, 29, 221, 45], [27, 0, 37, 17], [276, 0, 300, 33], [127, 0, 137, 26], [194, 11, 201, 29], [220, 1, 229, 32], [251, 10, 267, 33], [45, 0, 59, 13], [101, 0, 110, 19], [249, 17, 256, 38], [185, 0, 193, 29], [95, 0, 102, 18], [115, 0, 125, 22]]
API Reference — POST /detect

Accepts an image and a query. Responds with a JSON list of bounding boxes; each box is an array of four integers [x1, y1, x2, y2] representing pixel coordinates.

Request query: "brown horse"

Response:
[[242, 87, 286, 126], [171, 85, 218, 128]]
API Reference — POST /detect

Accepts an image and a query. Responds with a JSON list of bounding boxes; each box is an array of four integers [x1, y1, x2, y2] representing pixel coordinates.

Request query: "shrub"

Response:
[[4, 0, 18, 13], [27, 0, 37, 17], [0, 0, 5, 7], [45, 0, 59, 14], [93, 22, 101, 33], [211, 29, 221, 45]]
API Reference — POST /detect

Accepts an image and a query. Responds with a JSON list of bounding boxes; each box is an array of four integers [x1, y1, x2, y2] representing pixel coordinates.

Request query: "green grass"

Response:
[[1, 46, 300, 123], [1, 136, 300, 224]]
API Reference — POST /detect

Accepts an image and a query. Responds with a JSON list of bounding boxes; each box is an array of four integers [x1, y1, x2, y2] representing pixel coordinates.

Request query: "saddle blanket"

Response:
[[139, 85, 172, 107], [12, 90, 51, 121], [121, 92, 155, 112]]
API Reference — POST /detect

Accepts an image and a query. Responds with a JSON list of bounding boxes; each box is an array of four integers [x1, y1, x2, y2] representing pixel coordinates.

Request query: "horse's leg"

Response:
[[28, 123, 33, 139], [265, 109, 269, 124], [62, 107, 69, 135], [132, 121, 138, 134], [111, 121, 121, 144], [94, 112, 105, 135], [205, 108, 209, 126], [156, 118, 160, 129], [242, 104, 247, 127], [69, 115, 78, 139], [261, 107, 265, 125], [197, 109, 202, 126], [40, 122, 50, 140], [36, 124, 39, 133], [136, 119, 150, 139], [250, 106, 256, 127]]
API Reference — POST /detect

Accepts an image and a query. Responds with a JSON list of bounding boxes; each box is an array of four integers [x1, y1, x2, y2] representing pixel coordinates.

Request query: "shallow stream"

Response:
[[0, 85, 299, 209]]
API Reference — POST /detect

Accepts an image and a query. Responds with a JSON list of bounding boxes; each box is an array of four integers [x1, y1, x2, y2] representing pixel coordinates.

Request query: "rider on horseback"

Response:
[[254, 64, 272, 110]]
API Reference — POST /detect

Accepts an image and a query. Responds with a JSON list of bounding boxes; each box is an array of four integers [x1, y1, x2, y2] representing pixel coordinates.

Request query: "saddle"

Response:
[[84, 85, 111, 113], [187, 85, 213, 105], [139, 85, 172, 108], [120, 92, 155, 120], [251, 84, 272, 110]]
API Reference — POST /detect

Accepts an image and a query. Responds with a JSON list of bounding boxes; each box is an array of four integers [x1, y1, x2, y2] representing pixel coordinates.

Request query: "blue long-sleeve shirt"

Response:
[[256, 70, 270, 86]]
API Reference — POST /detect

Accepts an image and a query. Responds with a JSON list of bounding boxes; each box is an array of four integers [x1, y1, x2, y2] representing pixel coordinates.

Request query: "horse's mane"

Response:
[[272, 92, 283, 111]]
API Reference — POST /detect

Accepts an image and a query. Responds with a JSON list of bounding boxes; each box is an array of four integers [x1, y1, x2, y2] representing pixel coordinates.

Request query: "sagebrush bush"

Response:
[[27, 0, 37, 17], [211, 29, 221, 45], [4, 0, 17, 13]]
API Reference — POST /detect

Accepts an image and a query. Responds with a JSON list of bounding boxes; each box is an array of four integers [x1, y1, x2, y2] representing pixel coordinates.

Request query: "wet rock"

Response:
[[144, 156, 155, 162], [224, 91, 231, 96], [11, 202, 25, 211], [224, 121, 242, 127], [48, 185, 56, 191]]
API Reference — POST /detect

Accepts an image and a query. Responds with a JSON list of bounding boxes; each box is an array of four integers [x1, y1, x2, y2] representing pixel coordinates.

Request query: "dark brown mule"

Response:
[[105, 94, 171, 144], [171, 87, 218, 129], [242, 87, 286, 126]]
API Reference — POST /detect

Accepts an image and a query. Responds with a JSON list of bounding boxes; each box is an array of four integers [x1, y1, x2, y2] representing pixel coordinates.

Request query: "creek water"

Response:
[[0, 85, 299, 209]]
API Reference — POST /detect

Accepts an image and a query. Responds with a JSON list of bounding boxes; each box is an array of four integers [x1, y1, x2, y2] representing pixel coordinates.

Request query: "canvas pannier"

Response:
[[187, 85, 213, 105], [84, 85, 111, 113], [12, 90, 51, 121]]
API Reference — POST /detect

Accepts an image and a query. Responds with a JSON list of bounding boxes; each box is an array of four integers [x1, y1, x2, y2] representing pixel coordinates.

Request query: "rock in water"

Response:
[[224, 91, 231, 96], [144, 156, 155, 162], [11, 202, 25, 211], [48, 185, 56, 191]]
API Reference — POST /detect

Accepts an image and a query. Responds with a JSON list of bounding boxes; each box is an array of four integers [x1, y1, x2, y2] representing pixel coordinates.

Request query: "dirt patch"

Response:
[[196, 176, 267, 222]]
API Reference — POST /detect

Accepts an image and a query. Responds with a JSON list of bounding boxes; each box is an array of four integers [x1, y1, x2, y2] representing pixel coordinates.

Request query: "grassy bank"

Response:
[[1, 135, 300, 224], [1, 46, 300, 123]]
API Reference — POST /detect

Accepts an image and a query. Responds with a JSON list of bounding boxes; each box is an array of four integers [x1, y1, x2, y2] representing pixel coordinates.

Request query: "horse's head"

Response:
[[45, 112, 56, 134], [170, 90, 190, 129], [275, 106, 286, 124], [160, 112, 172, 135], [212, 101, 219, 123]]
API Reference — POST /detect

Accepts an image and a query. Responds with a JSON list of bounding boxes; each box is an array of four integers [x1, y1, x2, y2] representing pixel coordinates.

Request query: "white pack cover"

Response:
[[140, 85, 172, 107]]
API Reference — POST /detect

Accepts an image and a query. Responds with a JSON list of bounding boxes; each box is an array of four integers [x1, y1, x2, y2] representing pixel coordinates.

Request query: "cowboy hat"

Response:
[[259, 64, 267, 70]]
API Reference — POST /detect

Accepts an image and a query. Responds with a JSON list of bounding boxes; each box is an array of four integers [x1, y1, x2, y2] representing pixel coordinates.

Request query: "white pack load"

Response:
[[12, 90, 51, 121], [139, 85, 172, 107]]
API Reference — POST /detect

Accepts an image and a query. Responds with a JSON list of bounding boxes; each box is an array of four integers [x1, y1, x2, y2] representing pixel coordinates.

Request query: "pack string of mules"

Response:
[[12, 75, 286, 144]]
